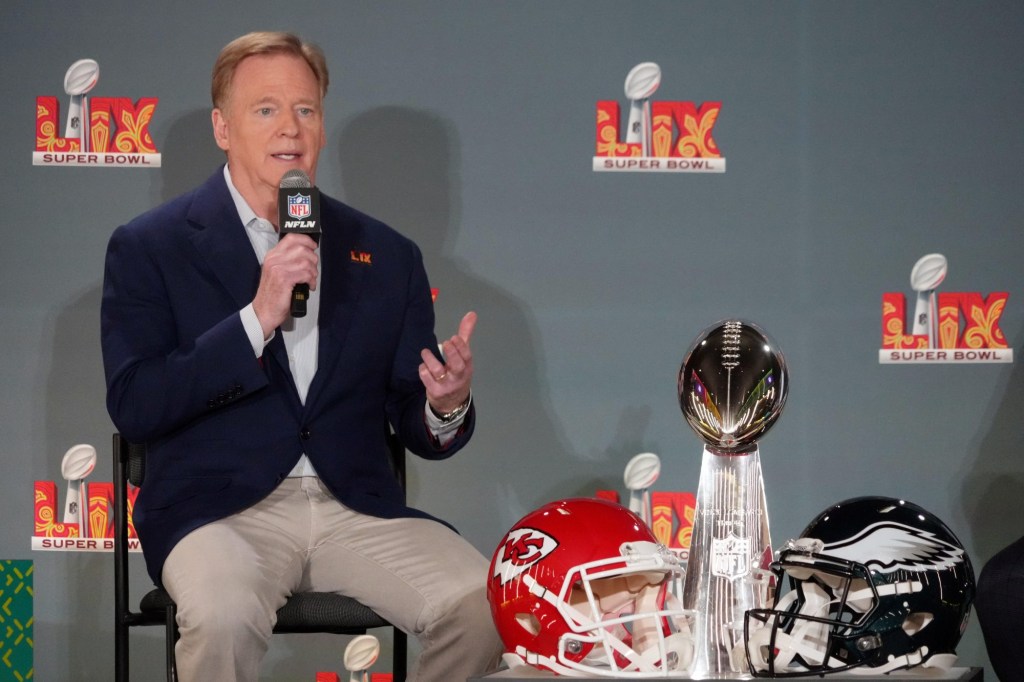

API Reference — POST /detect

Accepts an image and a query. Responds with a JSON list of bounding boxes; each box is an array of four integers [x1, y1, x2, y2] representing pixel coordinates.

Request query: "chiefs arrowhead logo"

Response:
[[492, 527, 558, 586]]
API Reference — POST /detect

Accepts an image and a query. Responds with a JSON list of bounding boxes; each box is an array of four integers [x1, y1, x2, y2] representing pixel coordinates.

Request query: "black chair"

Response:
[[113, 433, 409, 682]]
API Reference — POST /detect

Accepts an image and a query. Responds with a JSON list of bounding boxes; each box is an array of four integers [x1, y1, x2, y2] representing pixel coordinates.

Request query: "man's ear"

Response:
[[212, 108, 229, 152]]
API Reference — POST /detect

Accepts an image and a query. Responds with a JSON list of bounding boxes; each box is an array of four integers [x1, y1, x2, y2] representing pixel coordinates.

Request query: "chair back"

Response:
[[126, 441, 146, 488], [113, 431, 409, 682]]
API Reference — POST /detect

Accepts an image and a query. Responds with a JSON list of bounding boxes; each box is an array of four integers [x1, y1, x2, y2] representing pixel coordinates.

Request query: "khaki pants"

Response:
[[162, 477, 501, 682]]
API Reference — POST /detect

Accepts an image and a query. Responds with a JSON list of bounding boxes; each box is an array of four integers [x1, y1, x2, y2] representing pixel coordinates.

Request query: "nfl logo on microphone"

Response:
[[288, 193, 311, 219]]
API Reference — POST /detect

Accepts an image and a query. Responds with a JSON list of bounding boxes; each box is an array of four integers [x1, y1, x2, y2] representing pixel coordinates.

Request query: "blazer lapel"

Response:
[[185, 169, 293, 386], [304, 204, 368, 411], [186, 170, 262, 310]]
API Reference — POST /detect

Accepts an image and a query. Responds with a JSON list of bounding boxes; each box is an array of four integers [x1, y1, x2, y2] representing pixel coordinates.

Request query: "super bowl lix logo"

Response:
[[593, 62, 724, 173], [34, 59, 160, 167], [880, 253, 1012, 364]]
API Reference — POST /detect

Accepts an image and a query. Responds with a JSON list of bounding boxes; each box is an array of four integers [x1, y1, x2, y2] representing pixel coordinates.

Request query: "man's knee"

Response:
[[446, 585, 500, 648], [176, 584, 275, 642], [458, 585, 493, 628]]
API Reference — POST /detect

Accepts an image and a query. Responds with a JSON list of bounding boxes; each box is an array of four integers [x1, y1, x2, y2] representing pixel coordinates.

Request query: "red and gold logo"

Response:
[[594, 62, 724, 173], [880, 253, 1012, 364], [32, 479, 141, 552], [596, 489, 695, 557], [491, 527, 558, 586], [33, 58, 160, 168]]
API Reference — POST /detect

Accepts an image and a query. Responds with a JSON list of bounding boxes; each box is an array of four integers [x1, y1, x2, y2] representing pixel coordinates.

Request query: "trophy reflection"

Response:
[[678, 320, 788, 678]]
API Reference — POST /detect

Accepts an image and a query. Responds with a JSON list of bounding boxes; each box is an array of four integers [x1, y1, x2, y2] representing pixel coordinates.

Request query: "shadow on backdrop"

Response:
[[331, 106, 579, 543], [151, 108, 226, 206], [43, 284, 112, 681], [961, 319, 1024, 564], [41, 107, 226, 682]]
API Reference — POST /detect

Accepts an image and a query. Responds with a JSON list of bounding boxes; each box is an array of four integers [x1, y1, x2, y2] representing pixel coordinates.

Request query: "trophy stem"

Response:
[[683, 446, 772, 679]]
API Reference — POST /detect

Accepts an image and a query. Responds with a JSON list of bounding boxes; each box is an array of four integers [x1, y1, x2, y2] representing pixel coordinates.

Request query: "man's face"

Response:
[[212, 52, 326, 212]]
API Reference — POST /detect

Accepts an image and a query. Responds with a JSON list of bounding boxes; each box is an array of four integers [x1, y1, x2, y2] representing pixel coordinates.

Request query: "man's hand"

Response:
[[420, 311, 476, 414], [251, 233, 319, 338]]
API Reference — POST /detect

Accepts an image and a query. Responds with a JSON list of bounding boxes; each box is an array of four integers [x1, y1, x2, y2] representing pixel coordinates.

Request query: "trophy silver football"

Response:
[[678, 320, 788, 678]]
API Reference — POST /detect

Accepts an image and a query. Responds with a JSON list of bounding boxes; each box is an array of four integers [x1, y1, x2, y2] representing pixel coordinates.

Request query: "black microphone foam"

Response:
[[277, 170, 322, 318]]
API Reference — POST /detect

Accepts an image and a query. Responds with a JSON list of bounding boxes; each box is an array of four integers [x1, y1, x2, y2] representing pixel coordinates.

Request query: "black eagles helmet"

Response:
[[743, 496, 975, 677]]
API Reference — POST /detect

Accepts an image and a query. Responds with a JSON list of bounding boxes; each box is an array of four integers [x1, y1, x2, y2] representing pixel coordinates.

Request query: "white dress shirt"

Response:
[[222, 165, 464, 478]]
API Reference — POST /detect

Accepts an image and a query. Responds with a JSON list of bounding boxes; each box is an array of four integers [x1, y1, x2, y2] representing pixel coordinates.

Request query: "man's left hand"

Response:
[[420, 311, 476, 414]]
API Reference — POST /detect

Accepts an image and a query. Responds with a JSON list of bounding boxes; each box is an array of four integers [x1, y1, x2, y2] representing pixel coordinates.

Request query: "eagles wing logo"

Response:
[[823, 521, 964, 574], [493, 527, 558, 586]]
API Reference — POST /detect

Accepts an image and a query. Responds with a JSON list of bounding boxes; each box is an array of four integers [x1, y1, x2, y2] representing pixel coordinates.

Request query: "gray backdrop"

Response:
[[2, 1, 1021, 680]]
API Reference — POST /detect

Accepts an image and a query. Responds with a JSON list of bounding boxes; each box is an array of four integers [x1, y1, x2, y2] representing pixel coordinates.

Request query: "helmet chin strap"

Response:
[[747, 582, 835, 672], [509, 648, 587, 677], [595, 591, 694, 675], [846, 648, 926, 675], [632, 632, 693, 674], [747, 576, 929, 674], [629, 579, 664, 657], [520, 572, 696, 677]]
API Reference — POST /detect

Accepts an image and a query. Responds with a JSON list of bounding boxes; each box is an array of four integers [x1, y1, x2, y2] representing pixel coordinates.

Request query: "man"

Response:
[[101, 31, 500, 681], [976, 535, 1024, 681]]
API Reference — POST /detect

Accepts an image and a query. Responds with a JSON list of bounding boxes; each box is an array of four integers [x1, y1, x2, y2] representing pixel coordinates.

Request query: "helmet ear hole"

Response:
[[903, 612, 934, 636], [515, 612, 541, 636]]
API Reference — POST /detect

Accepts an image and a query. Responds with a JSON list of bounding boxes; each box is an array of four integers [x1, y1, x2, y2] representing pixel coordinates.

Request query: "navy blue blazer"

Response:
[[101, 168, 474, 584]]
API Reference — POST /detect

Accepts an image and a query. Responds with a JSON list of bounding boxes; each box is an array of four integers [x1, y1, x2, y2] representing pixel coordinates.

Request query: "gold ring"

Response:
[[436, 372, 448, 381]]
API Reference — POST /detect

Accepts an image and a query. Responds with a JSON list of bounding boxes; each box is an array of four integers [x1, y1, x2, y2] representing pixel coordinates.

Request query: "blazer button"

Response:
[[300, 428, 311, 440]]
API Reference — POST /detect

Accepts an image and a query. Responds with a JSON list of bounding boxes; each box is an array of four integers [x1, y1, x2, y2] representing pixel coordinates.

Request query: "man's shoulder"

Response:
[[321, 193, 390, 231], [320, 194, 415, 248], [118, 168, 227, 236]]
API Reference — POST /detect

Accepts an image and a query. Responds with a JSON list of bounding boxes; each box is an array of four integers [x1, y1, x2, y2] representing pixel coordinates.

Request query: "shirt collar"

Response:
[[223, 164, 267, 230]]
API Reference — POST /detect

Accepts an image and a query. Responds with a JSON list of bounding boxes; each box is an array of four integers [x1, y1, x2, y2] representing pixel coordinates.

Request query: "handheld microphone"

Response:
[[277, 169, 322, 317]]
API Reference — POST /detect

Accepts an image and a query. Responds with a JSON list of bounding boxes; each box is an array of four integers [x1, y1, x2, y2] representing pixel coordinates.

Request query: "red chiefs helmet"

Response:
[[487, 497, 694, 677]]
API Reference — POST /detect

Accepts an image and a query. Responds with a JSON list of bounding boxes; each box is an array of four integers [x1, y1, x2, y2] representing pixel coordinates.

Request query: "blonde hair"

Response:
[[211, 31, 329, 109]]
